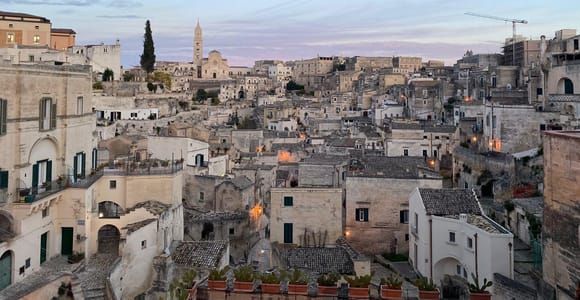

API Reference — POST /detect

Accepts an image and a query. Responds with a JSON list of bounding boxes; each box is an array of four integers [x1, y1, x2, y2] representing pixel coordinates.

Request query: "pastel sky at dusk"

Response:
[[2, 0, 580, 67]]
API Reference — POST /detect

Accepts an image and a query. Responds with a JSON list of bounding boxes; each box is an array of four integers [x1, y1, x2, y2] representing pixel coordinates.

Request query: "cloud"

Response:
[[97, 14, 142, 19], [0, 0, 96, 5]]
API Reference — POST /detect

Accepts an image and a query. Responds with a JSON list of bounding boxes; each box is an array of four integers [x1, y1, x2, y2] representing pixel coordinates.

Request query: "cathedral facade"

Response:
[[193, 20, 230, 80]]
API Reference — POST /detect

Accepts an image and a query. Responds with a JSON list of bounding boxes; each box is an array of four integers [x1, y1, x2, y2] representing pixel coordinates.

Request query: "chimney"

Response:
[[459, 213, 468, 223]]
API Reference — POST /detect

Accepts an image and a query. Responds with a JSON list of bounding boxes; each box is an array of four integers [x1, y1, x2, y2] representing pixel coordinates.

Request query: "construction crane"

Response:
[[465, 12, 528, 66]]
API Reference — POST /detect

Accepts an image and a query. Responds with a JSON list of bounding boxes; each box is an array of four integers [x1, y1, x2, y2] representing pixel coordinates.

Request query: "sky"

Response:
[[3, 0, 580, 67]]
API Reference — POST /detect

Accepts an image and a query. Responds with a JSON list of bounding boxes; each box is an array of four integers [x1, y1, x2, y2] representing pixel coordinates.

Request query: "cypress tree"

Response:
[[140, 20, 156, 73]]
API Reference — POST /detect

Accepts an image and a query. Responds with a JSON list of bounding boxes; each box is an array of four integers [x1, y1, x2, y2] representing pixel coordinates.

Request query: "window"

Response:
[[34, 25, 39, 29], [32, 160, 52, 188], [422, 150, 428, 157], [76, 97, 83, 115], [456, 264, 461, 275], [0, 99, 7, 135], [491, 76, 497, 88], [141, 240, 147, 249], [405, 234, 409, 241], [73, 152, 85, 180], [0, 170, 8, 191], [435, 136, 440, 140], [537, 88, 543, 96], [575, 39, 579, 51], [130, 112, 137, 118], [283, 196, 293, 207], [29, 55, 34, 62], [33, 35, 40, 44], [449, 232, 456, 243], [464, 182, 469, 188], [403, 149, 409, 156], [413, 213, 419, 234], [7, 32, 15, 43], [355, 208, 369, 222], [19, 266, 24, 275], [467, 237, 473, 248], [8, 24, 13, 28], [199, 192, 204, 202], [423, 135, 427, 139], [42, 207, 49, 218], [229, 228, 234, 235], [540, 124, 546, 131], [109, 180, 117, 189], [39, 97, 56, 131], [25, 258, 31, 268], [400, 210, 409, 224], [492, 116, 496, 129]]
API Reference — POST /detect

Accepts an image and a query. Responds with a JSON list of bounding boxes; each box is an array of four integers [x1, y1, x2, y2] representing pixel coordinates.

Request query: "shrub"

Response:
[[468, 273, 492, 293], [345, 275, 372, 288], [414, 277, 437, 291], [287, 269, 308, 284], [381, 274, 403, 289], [260, 272, 280, 284], [234, 265, 255, 282], [209, 266, 229, 280], [317, 273, 340, 287]]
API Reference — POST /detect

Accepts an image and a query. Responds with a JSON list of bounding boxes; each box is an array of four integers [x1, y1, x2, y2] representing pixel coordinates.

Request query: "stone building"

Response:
[[408, 188, 513, 292], [0, 62, 185, 298], [542, 131, 580, 300], [345, 156, 442, 254], [407, 79, 444, 120], [201, 50, 230, 80], [393, 56, 422, 74], [386, 122, 457, 160], [69, 42, 122, 81], [0, 11, 53, 48]]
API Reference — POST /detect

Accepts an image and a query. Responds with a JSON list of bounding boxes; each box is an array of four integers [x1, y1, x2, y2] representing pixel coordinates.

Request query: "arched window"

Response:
[[98, 201, 123, 218]]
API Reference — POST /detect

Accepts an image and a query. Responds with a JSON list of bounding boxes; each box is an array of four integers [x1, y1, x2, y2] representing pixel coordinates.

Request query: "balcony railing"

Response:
[[17, 180, 68, 204], [548, 94, 580, 103]]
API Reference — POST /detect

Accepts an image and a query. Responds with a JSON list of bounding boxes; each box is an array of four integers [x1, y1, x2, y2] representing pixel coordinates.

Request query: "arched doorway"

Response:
[[433, 256, 463, 287], [558, 78, 575, 94], [238, 90, 245, 99], [0, 251, 12, 290], [201, 222, 214, 240], [97, 225, 120, 255], [194, 154, 204, 167]]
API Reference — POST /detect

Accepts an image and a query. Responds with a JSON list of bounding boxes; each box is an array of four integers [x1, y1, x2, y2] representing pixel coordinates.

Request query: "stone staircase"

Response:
[[73, 253, 118, 300]]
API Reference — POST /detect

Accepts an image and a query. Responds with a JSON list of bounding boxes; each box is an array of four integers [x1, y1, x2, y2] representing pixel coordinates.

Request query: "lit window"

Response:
[[33, 35, 40, 44], [7, 32, 15, 43]]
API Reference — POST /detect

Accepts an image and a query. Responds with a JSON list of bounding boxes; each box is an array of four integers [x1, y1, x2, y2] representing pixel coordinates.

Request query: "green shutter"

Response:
[[39, 100, 44, 130], [0, 170, 8, 189], [46, 160, 52, 183], [0, 100, 7, 135], [32, 163, 39, 188], [364, 208, 369, 222], [81, 153, 86, 177], [50, 103, 56, 129], [73, 155, 78, 181]]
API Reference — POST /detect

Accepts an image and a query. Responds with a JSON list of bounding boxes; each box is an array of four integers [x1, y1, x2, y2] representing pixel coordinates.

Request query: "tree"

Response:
[[286, 80, 304, 91], [122, 72, 135, 82], [153, 71, 172, 90], [102, 68, 114, 82], [196, 89, 208, 102], [140, 20, 156, 74]]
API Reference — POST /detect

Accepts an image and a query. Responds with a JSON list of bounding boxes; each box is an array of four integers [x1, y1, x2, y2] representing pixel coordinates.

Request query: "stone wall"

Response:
[[542, 132, 580, 300], [493, 272, 537, 300]]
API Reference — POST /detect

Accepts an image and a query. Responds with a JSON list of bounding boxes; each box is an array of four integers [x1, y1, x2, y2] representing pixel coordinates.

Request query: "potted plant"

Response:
[[208, 266, 229, 290], [468, 274, 493, 300], [287, 269, 308, 295], [346, 274, 372, 299], [414, 277, 439, 299], [233, 265, 255, 292], [380, 274, 403, 299], [317, 273, 339, 297], [259, 272, 281, 294]]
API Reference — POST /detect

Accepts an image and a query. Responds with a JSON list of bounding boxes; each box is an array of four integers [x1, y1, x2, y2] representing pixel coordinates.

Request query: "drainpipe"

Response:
[[429, 218, 433, 279], [474, 233, 479, 280]]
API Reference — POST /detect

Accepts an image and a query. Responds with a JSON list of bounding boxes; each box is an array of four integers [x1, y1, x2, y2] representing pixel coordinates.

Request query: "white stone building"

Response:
[[147, 136, 209, 168], [69, 41, 122, 81], [408, 188, 513, 290]]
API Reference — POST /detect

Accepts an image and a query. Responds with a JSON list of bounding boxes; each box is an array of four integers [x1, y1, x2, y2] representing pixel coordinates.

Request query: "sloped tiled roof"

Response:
[[419, 188, 481, 216], [281, 247, 355, 275], [129, 200, 170, 215], [171, 240, 228, 269], [123, 218, 157, 234]]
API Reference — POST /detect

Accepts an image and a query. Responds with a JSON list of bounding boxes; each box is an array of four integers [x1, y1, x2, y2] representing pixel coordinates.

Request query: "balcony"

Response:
[[17, 180, 67, 204], [548, 94, 580, 103]]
